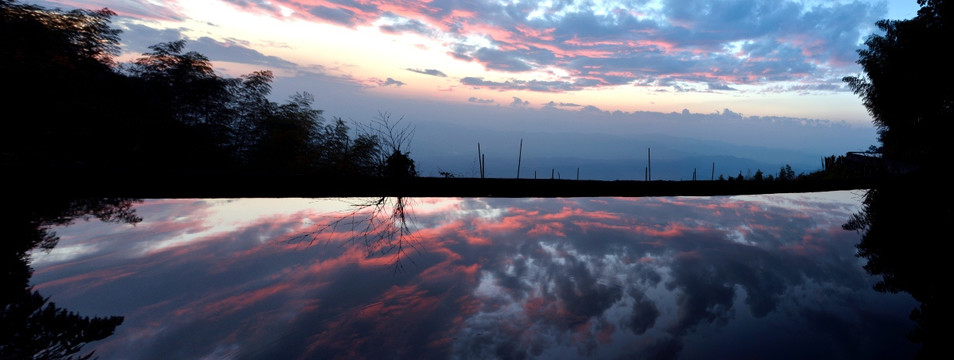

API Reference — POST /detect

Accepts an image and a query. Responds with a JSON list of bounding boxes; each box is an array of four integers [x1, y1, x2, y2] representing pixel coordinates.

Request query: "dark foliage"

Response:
[[843, 0, 953, 166], [2, 0, 413, 178]]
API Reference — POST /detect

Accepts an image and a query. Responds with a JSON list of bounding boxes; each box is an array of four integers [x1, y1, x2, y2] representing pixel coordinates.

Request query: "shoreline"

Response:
[[18, 172, 877, 199]]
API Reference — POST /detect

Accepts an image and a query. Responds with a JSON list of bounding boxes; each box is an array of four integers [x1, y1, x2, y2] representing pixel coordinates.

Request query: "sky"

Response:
[[29, 193, 920, 359], [25, 0, 924, 177]]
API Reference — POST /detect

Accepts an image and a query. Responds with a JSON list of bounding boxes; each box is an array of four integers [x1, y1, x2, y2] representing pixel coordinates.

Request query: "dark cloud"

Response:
[[543, 101, 581, 108], [707, 82, 736, 91], [308, 5, 358, 27], [379, 17, 434, 36], [379, 77, 405, 87], [467, 97, 493, 104], [223, 0, 282, 15], [191, 37, 298, 69], [509, 97, 529, 107], [406, 68, 447, 77], [472, 47, 534, 72], [628, 290, 660, 335], [113, 26, 298, 71], [460, 77, 580, 93], [114, 23, 188, 54], [448, 44, 476, 61]]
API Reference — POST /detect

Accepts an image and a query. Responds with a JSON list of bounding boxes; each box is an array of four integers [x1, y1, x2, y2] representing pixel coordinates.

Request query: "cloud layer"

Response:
[[208, 0, 884, 93]]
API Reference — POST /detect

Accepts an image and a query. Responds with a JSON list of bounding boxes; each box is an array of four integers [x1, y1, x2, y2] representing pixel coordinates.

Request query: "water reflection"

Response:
[[845, 171, 949, 359], [26, 193, 919, 359], [289, 197, 420, 273], [3, 197, 136, 359]]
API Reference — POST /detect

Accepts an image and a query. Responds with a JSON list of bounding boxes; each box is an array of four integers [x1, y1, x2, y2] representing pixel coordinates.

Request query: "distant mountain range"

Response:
[[410, 120, 874, 181]]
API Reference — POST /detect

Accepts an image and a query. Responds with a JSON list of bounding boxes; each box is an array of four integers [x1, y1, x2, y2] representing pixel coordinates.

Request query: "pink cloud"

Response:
[[527, 222, 567, 237]]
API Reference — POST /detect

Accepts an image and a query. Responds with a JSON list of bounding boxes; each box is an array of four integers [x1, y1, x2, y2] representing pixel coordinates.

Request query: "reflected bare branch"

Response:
[[288, 197, 420, 273]]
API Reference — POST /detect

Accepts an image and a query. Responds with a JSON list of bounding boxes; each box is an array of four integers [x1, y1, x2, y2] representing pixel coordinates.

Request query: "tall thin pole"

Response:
[[481, 154, 486, 178], [477, 143, 483, 178], [711, 162, 715, 181], [648, 148, 652, 181], [517, 139, 523, 179]]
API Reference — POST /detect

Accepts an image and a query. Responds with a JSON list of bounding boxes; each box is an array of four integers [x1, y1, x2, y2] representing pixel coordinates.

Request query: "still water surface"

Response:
[[30, 192, 918, 359]]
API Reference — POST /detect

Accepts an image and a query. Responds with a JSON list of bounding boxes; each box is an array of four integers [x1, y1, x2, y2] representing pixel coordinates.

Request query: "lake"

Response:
[[28, 191, 919, 359]]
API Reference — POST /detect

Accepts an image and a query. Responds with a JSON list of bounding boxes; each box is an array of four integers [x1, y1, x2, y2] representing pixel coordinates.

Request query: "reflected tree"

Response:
[[290, 197, 419, 273], [843, 171, 949, 360], [2, 196, 139, 359]]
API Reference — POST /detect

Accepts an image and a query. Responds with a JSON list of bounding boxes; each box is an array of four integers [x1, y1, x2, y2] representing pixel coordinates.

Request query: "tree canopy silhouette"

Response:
[[843, 0, 953, 167], [2, 0, 415, 178]]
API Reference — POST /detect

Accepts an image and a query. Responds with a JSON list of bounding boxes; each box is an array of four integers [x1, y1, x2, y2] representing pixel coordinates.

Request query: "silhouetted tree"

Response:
[[128, 41, 233, 128], [252, 92, 324, 173], [844, 0, 953, 166], [348, 133, 383, 176], [319, 118, 353, 173], [1, 0, 130, 171], [777, 164, 796, 181], [230, 70, 278, 164], [357, 112, 418, 178], [384, 150, 418, 178], [3, 0, 416, 179]]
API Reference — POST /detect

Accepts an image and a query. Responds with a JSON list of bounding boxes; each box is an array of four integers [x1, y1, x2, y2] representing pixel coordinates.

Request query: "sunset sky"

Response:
[[24, 0, 923, 177]]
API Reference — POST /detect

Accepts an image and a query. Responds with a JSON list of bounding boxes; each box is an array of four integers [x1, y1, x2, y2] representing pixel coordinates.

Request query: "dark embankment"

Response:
[[17, 171, 877, 199]]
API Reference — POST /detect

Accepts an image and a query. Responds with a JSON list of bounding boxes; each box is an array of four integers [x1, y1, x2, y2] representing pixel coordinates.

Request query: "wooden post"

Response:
[[648, 148, 652, 181], [477, 143, 483, 178], [517, 139, 523, 179]]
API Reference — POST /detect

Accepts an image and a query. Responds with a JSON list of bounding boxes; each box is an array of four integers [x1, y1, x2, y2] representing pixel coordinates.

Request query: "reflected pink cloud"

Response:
[[33, 267, 136, 295], [527, 222, 566, 238], [199, 282, 296, 318], [302, 283, 451, 358]]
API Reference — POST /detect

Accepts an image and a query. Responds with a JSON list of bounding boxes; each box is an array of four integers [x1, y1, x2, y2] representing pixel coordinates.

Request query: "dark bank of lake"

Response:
[[20, 171, 875, 199]]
